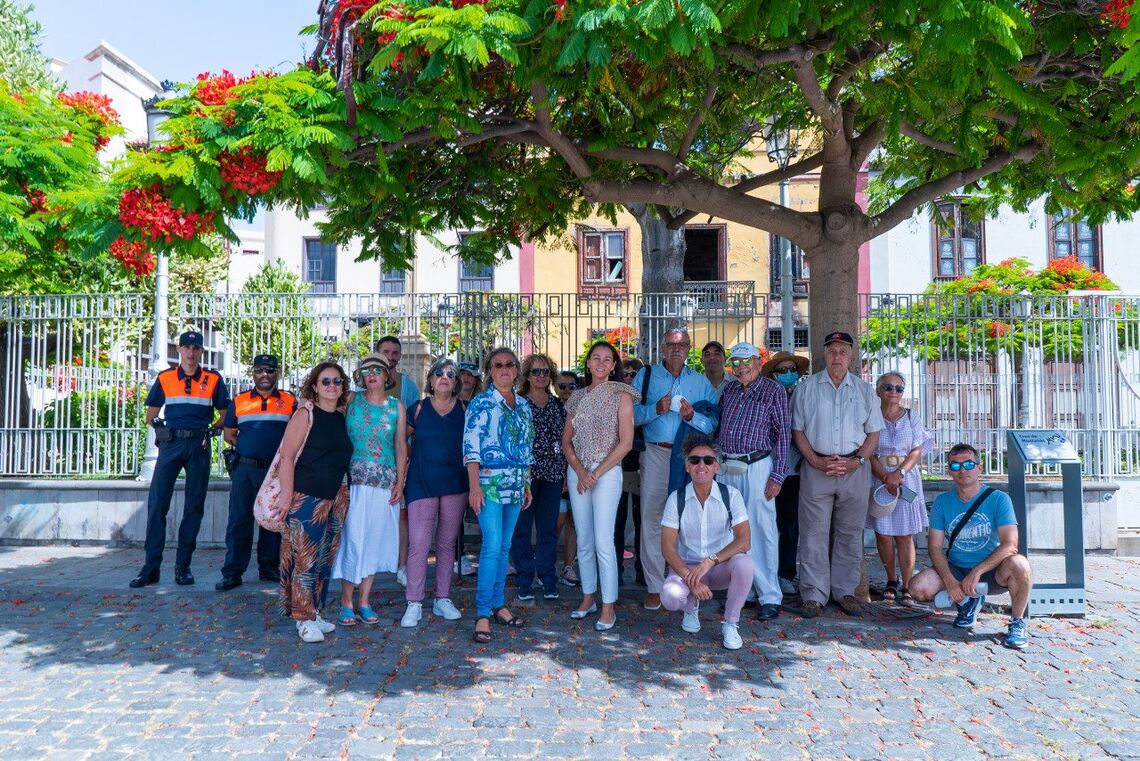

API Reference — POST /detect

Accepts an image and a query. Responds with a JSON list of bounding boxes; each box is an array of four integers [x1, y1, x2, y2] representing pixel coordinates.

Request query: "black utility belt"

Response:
[[236, 455, 271, 468], [171, 429, 210, 439], [813, 450, 860, 458], [725, 450, 771, 464]]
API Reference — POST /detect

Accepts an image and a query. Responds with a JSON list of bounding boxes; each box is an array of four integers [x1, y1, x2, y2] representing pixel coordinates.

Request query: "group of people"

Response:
[[131, 327, 1034, 651]]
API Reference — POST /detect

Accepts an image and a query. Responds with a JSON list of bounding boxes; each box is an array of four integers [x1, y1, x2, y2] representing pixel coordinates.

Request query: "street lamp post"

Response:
[[137, 84, 175, 482], [765, 118, 799, 353]]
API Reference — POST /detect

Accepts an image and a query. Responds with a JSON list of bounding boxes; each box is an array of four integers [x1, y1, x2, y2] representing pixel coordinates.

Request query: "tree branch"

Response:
[[870, 143, 1043, 234], [585, 146, 684, 176], [678, 79, 718, 162], [826, 42, 884, 102], [899, 121, 961, 156], [850, 119, 886, 169], [734, 151, 825, 193], [722, 38, 835, 71], [790, 57, 842, 135]]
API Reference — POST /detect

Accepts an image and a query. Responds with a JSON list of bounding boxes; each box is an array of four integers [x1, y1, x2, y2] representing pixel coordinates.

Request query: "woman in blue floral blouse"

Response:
[[463, 347, 535, 643]]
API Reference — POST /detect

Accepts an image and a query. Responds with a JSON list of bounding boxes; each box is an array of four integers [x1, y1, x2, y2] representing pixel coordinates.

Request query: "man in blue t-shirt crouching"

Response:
[[909, 443, 1034, 649]]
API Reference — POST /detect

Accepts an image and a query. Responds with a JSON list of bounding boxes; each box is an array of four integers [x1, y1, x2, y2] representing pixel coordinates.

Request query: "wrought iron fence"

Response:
[[3, 288, 1140, 480]]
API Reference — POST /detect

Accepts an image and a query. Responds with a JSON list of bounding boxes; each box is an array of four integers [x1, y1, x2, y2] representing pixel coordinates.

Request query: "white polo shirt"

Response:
[[661, 480, 748, 564]]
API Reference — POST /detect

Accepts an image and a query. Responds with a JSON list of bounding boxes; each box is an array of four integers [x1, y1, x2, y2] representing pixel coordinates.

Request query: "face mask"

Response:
[[775, 370, 799, 388]]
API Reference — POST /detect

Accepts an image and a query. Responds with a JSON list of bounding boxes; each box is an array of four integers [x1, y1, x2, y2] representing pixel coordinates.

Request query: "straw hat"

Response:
[[353, 352, 390, 387], [868, 484, 900, 518], [760, 351, 809, 378]]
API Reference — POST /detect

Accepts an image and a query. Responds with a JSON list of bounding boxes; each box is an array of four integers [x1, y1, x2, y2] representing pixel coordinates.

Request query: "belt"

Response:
[[880, 455, 905, 466], [172, 429, 209, 439], [725, 450, 771, 464], [813, 450, 860, 458], [237, 455, 271, 468], [651, 442, 673, 449]]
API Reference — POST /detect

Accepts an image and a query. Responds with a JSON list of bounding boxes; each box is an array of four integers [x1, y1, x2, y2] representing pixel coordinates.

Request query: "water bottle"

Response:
[[934, 582, 988, 608]]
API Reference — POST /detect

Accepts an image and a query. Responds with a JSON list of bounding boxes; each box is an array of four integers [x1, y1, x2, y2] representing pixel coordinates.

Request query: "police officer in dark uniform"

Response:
[[216, 354, 297, 591], [130, 330, 229, 588]]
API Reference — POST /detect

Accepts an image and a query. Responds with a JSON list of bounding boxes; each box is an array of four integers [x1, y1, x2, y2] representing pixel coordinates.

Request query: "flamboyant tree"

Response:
[[304, 0, 1140, 358]]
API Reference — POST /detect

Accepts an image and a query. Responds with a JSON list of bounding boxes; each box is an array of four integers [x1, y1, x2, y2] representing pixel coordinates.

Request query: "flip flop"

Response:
[[337, 606, 358, 626], [356, 606, 380, 625]]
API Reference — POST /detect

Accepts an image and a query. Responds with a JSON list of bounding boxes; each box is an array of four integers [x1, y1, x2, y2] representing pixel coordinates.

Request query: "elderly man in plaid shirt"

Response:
[[716, 342, 792, 621]]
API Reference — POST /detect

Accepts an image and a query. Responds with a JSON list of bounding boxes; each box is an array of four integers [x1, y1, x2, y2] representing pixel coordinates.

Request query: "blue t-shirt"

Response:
[[930, 488, 1017, 569]]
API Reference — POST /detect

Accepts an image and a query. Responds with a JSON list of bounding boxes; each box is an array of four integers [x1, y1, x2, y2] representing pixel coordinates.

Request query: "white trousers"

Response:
[[567, 465, 623, 604], [717, 456, 782, 605]]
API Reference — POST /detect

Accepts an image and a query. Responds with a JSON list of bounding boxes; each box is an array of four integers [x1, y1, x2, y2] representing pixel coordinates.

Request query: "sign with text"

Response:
[[1007, 429, 1081, 464]]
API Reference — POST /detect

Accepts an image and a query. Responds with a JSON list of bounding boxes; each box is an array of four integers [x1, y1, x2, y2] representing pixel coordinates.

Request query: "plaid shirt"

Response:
[[718, 376, 792, 483]]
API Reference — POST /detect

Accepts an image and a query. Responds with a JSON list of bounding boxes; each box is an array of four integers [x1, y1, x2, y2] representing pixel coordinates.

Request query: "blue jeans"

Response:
[[475, 495, 523, 617], [510, 478, 562, 594]]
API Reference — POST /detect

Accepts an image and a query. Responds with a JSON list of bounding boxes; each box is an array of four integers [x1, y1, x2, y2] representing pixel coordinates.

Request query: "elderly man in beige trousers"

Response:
[[791, 332, 882, 618]]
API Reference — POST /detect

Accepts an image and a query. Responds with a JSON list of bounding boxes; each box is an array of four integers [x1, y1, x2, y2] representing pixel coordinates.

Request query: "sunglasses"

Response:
[[319, 377, 344, 387], [774, 365, 798, 373], [252, 367, 276, 375], [558, 382, 577, 390], [529, 368, 550, 376], [727, 358, 754, 368], [686, 455, 719, 465], [622, 370, 637, 377], [492, 361, 517, 370], [433, 369, 457, 379], [360, 367, 386, 377], [949, 460, 978, 472], [880, 384, 905, 393]]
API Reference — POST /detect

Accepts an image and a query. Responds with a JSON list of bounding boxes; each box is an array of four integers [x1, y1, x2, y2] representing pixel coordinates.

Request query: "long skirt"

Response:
[[331, 483, 400, 584], [280, 486, 348, 621]]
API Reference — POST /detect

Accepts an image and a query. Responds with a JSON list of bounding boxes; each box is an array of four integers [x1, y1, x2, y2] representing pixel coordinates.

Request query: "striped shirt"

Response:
[[718, 376, 792, 483]]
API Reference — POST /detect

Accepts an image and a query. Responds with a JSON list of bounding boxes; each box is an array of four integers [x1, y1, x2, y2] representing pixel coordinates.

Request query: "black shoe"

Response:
[[258, 569, 280, 583], [174, 568, 195, 586], [757, 603, 782, 620], [215, 575, 242, 592], [128, 567, 160, 588]]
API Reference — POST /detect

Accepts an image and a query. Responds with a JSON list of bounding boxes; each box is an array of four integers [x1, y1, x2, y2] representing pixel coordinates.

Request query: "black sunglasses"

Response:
[[558, 382, 577, 390], [492, 361, 516, 370], [529, 368, 550, 376], [686, 455, 718, 465], [252, 366, 277, 375], [880, 384, 905, 393], [320, 377, 344, 387], [433, 369, 457, 378]]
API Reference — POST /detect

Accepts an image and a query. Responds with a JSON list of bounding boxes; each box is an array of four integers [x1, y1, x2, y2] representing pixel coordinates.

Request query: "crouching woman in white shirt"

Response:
[[660, 433, 754, 650]]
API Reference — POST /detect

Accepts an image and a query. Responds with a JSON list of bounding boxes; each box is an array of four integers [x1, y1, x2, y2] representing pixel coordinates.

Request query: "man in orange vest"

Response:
[[216, 354, 296, 591], [130, 330, 229, 588]]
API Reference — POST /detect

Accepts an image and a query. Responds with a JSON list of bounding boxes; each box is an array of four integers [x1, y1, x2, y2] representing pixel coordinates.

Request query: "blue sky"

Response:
[[29, 1, 318, 83]]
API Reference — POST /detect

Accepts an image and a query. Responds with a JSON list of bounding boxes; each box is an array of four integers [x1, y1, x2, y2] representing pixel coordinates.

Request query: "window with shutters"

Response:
[[932, 201, 984, 279], [578, 229, 628, 294], [1049, 209, 1101, 270]]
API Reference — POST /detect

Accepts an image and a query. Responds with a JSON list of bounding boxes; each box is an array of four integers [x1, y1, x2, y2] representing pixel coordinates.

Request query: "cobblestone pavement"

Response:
[[0, 545, 1138, 760]]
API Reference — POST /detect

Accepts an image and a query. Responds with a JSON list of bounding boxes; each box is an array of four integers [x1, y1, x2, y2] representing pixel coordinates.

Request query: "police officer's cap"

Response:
[[252, 354, 280, 371], [178, 330, 204, 347]]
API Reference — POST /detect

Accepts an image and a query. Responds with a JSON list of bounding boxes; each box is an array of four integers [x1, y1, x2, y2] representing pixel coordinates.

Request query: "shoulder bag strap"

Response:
[[640, 365, 652, 406], [718, 482, 733, 531], [945, 486, 993, 557]]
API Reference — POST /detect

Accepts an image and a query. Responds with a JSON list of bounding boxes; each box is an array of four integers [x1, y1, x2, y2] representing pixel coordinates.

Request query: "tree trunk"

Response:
[[628, 204, 687, 362], [805, 237, 861, 369]]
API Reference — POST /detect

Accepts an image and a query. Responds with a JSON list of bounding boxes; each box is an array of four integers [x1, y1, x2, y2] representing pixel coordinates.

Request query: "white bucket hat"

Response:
[[868, 484, 900, 518]]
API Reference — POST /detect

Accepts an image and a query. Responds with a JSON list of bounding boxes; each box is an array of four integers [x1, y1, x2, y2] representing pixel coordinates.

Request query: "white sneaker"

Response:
[[313, 614, 336, 634], [396, 566, 408, 587], [682, 603, 701, 634], [296, 619, 325, 643], [400, 602, 422, 628], [432, 598, 462, 620], [452, 556, 476, 576], [722, 622, 743, 650]]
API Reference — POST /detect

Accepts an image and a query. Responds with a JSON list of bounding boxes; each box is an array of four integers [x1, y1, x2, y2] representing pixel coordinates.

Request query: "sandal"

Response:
[[336, 606, 358, 626], [882, 580, 898, 602], [898, 588, 915, 605], [356, 606, 380, 625], [493, 607, 525, 628], [473, 616, 492, 643]]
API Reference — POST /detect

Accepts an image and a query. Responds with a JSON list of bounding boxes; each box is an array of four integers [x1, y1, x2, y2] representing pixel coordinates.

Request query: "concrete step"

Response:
[[1119, 530, 1140, 557]]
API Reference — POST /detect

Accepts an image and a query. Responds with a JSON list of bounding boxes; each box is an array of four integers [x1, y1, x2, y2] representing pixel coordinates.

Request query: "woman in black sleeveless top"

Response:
[[273, 362, 353, 643]]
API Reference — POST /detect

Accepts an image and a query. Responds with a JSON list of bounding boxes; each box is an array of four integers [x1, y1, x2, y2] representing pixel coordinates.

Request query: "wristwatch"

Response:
[[855, 455, 866, 465], [707, 553, 720, 565]]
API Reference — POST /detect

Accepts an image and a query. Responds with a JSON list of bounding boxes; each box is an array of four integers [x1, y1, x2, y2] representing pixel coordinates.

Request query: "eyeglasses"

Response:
[[948, 460, 978, 472], [319, 377, 344, 387], [433, 369, 457, 379], [360, 367, 386, 377], [686, 455, 719, 466], [529, 368, 550, 376], [492, 361, 516, 370], [252, 367, 276, 375], [558, 382, 577, 390], [622, 370, 637, 378], [727, 358, 754, 368], [880, 384, 905, 393]]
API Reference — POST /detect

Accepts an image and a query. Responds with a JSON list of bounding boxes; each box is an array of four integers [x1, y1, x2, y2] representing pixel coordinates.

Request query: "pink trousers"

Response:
[[405, 494, 467, 603], [661, 553, 755, 624]]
